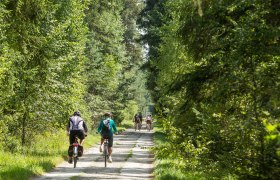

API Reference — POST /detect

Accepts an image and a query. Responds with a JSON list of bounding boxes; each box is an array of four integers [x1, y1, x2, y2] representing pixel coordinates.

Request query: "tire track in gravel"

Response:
[[31, 127, 154, 180]]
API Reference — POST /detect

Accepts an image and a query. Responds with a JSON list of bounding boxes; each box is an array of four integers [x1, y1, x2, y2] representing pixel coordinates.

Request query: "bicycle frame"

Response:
[[103, 138, 109, 167]]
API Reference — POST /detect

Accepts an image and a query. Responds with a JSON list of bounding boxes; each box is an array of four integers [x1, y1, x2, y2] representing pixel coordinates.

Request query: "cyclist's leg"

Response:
[[108, 135, 113, 156], [134, 121, 137, 130], [70, 131, 76, 145], [108, 135, 113, 162], [68, 131, 75, 163], [147, 120, 151, 128], [78, 130, 85, 145], [100, 135, 105, 152], [100, 136, 105, 145]]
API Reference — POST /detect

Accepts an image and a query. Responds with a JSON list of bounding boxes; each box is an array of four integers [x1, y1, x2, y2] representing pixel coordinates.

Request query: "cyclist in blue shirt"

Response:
[[97, 112, 117, 163]]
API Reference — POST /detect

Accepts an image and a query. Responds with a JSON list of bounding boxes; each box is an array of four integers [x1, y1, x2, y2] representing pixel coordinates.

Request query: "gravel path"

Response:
[[31, 127, 154, 180]]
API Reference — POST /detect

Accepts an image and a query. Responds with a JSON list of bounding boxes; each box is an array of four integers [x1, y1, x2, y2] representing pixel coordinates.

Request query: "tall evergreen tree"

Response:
[[84, 0, 127, 119]]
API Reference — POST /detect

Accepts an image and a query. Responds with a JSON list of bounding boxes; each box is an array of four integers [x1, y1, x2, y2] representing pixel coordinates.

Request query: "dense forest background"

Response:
[[0, 0, 151, 151], [139, 0, 280, 179], [0, 0, 279, 179]]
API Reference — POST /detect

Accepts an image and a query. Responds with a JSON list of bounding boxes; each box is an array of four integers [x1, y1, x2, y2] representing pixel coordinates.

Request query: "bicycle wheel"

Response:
[[104, 144, 107, 167], [73, 145, 78, 168], [74, 156, 77, 168]]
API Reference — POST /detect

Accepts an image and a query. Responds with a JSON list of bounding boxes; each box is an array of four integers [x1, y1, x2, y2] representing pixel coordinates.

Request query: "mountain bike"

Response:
[[103, 138, 109, 167], [72, 136, 79, 168]]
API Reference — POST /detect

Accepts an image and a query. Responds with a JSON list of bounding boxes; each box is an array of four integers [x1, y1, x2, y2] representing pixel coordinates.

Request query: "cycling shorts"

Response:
[[70, 130, 85, 144], [101, 134, 113, 148]]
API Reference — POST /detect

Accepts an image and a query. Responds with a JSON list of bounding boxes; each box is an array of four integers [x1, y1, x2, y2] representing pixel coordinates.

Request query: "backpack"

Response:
[[102, 119, 111, 138], [70, 116, 83, 130]]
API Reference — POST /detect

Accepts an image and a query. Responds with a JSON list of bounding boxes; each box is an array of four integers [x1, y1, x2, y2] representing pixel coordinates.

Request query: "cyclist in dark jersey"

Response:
[[134, 113, 140, 123], [133, 113, 141, 129], [67, 111, 88, 163]]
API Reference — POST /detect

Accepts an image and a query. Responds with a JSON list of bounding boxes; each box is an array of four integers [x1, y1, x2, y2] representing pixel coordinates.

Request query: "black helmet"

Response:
[[74, 111, 81, 116]]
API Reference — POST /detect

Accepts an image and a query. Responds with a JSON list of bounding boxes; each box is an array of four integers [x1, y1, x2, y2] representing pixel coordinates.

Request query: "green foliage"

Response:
[[122, 100, 138, 119], [153, 120, 213, 180], [0, 0, 90, 151], [141, 0, 280, 179], [1, 0, 149, 151], [84, 0, 127, 116], [0, 0, 150, 178], [84, 0, 150, 124]]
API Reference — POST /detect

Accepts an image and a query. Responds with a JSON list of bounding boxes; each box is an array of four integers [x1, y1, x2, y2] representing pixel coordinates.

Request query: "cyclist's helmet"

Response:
[[74, 111, 81, 116], [104, 112, 111, 118]]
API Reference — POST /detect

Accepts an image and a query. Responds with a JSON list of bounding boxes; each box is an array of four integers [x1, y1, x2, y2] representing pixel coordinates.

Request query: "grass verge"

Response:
[[153, 121, 237, 180], [0, 130, 99, 180], [153, 121, 207, 180]]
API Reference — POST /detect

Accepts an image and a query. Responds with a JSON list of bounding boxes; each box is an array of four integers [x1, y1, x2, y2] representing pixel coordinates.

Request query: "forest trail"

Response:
[[31, 126, 154, 180]]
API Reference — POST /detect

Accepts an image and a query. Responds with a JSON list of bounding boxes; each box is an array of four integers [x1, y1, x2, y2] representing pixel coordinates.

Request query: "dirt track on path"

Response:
[[31, 127, 154, 180]]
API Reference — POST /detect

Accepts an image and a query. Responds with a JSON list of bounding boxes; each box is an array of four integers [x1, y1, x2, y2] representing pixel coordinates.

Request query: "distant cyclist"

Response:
[[134, 113, 141, 130], [67, 111, 88, 163], [98, 112, 118, 163], [146, 114, 152, 129], [134, 113, 140, 124]]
